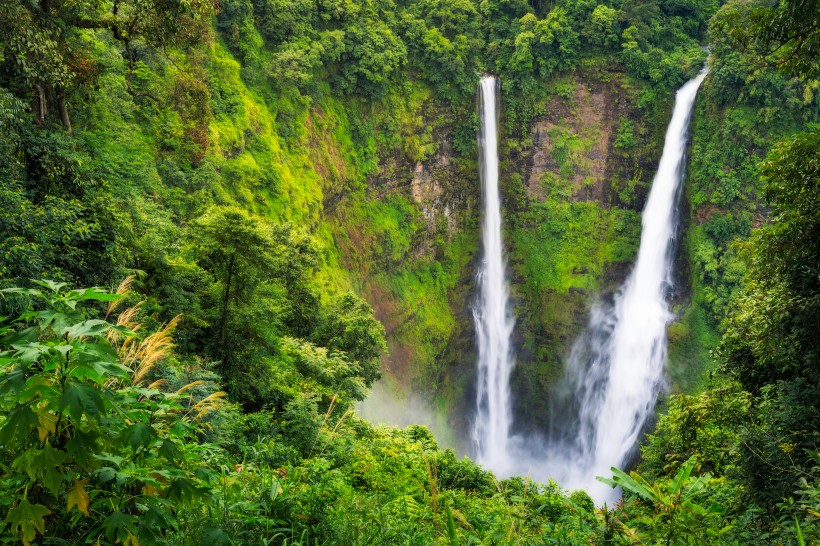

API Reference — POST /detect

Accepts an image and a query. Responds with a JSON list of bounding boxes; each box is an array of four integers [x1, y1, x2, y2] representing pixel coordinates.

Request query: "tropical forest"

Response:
[[0, 0, 817, 543]]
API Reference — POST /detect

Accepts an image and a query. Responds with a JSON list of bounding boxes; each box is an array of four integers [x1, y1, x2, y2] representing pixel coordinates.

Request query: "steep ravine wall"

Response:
[[503, 67, 672, 436], [344, 65, 678, 449], [327, 90, 481, 447]]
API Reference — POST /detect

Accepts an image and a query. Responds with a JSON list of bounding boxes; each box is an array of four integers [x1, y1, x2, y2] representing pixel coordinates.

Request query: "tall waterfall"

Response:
[[542, 69, 708, 502], [472, 76, 515, 474]]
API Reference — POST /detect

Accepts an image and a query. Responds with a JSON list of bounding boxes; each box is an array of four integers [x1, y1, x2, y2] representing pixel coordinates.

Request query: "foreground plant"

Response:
[[598, 456, 732, 545], [0, 280, 223, 545]]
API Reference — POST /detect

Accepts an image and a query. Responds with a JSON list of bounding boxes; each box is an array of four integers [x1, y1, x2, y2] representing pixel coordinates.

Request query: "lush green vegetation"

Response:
[[0, 0, 818, 543]]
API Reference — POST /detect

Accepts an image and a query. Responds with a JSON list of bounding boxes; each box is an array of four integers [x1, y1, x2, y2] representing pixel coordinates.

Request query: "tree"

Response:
[[717, 0, 820, 79], [312, 292, 386, 388], [0, 0, 215, 132], [711, 0, 820, 524], [720, 130, 820, 391], [269, 223, 321, 338], [584, 4, 619, 50], [190, 206, 276, 370], [338, 20, 407, 98]]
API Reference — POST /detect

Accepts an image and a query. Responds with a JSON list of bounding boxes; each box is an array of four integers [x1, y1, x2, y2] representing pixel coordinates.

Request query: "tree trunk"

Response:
[[34, 84, 46, 125], [57, 87, 73, 135], [219, 254, 236, 370]]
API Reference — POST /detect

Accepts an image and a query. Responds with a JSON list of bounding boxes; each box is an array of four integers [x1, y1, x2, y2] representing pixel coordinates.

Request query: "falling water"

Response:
[[542, 69, 708, 502], [472, 76, 516, 474]]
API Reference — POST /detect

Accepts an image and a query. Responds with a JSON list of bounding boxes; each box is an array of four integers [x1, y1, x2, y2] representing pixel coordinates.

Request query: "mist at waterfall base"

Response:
[[471, 71, 708, 503], [357, 382, 457, 450]]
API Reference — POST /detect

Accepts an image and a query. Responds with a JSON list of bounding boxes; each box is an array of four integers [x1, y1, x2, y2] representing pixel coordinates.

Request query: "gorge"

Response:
[[471, 70, 708, 501], [1, 0, 817, 543]]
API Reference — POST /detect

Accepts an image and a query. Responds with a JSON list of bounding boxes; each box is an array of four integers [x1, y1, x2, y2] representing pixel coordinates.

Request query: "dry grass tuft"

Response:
[[104, 277, 227, 424], [147, 379, 168, 390], [106, 275, 136, 319], [125, 315, 181, 385], [176, 380, 207, 394], [189, 391, 228, 421]]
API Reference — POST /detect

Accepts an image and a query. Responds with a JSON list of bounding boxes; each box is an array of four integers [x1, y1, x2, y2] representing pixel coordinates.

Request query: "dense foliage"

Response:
[[635, 1, 820, 544], [0, 0, 818, 543]]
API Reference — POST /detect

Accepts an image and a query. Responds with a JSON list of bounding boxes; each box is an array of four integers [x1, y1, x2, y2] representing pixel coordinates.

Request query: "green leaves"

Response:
[[598, 457, 729, 544], [4, 498, 51, 546], [13, 445, 67, 494], [59, 380, 105, 423], [0, 282, 218, 544], [64, 319, 111, 340], [0, 405, 38, 446], [121, 422, 159, 453]]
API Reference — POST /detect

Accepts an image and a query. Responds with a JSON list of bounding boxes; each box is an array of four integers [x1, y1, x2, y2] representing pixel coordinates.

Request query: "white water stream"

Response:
[[471, 70, 707, 501], [542, 69, 708, 502], [472, 76, 516, 474]]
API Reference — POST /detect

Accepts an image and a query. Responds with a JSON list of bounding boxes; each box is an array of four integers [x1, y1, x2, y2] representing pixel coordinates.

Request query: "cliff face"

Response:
[[329, 88, 481, 424], [337, 65, 677, 445], [310, 52, 818, 448], [502, 67, 671, 435]]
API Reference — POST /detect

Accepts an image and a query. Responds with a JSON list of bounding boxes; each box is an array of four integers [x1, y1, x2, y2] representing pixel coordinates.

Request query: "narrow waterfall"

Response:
[[472, 75, 516, 474], [542, 69, 708, 502]]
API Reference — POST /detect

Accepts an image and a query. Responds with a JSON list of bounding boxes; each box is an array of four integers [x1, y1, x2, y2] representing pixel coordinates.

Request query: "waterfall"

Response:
[[468, 70, 706, 499], [472, 75, 516, 474], [542, 69, 708, 502]]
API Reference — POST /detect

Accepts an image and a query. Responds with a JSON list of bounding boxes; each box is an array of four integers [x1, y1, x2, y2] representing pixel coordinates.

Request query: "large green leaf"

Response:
[[19, 374, 59, 402], [0, 363, 28, 398], [64, 319, 111, 340], [66, 286, 122, 303], [120, 422, 158, 453], [0, 326, 37, 346], [66, 428, 101, 466], [102, 510, 138, 544], [598, 467, 663, 504], [73, 340, 119, 362], [1, 287, 44, 297], [0, 405, 38, 446], [166, 477, 209, 507], [31, 280, 67, 293], [11, 342, 51, 366], [13, 445, 66, 493], [58, 380, 106, 422], [158, 438, 183, 463], [4, 498, 51, 546]]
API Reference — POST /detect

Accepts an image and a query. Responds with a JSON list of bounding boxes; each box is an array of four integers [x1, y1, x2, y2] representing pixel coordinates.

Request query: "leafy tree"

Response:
[[251, 0, 317, 46], [267, 40, 325, 91], [282, 338, 369, 404], [738, 380, 820, 508], [0, 183, 121, 293], [338, 19, 407, 98], [313, 292, 386, 388], [190, 206, 276, 371], [720, 130, 820, 391], [639, 385, 751, 480], [584, 4, 620, 50], [0, 0, 215, 132], [269, 224, 321, 338], [717, 0, 820, 79]]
